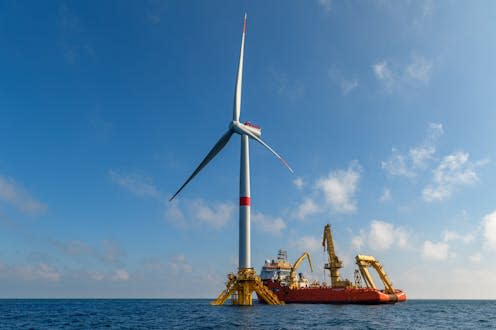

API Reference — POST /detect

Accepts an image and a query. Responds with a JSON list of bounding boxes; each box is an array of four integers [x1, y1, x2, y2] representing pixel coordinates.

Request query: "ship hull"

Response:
[[258, 280, 407, 304]]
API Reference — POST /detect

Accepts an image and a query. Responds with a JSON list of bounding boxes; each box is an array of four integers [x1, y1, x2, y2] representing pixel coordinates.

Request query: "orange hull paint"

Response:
[[259, 280, 407, 304]]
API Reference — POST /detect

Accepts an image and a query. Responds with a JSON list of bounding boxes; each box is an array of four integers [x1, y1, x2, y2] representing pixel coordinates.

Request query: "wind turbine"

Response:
[[170, 14, 292, 306]]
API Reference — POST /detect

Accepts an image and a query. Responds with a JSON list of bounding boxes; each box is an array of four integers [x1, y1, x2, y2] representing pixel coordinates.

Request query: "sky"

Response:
[[0, 0, 495, 299]]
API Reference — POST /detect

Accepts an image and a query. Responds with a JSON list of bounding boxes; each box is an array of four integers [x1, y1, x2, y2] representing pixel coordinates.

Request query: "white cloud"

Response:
[[422, 0, 434, 18], [111, 269, 130, 281], [268, 67, 305, 101], [482, 210, 496, 250], [373, 55, 434, 92], [3, 263, 61, 282], [318, 0, 332, 12], [422, 240, 449, 260], [382, 123, 486, 202], [442, 230, 474, 244], [373, 60, 394, 86], [169, 255, 192, 273], [409, 145, 435, 169], [292, 162, 361, 219], [252, 212, 286, 235], [52, 239, 127, 265], [422, 151, 485, 202], [372, 2, 435, 35], [368, 221, 395, 250], [382, 122, 443, 177], [165, 199, 234, 229], [293, 177, 304, 189], [379, 188, 391, 202], [427, 122, 444, 137], [109, 170, 160, 199], [412, 0, 435, 30], [164, 200, 185, 225], [89, 272, 105, 281], [355, 220, 409, 251], [469, 253, 481, 263], [406, 56, 433, 82], [35, 263, 61, 282], [52, 240, 93, 257], [0, 175, 47, 215], [316, 162, 360, 213], [58, 4, 95, 64], [108, 169, 235, 229], [145, 0, 168, 24], [381, 148, 416, 178], [415, 122, 443, 167], [189, 200, 234, 228], [396, 227, 409, 249], [340, 79, 359, 94], [351, 229, 366, 249], [295, 236, 322, 253], [100, 241, 127, 265], [109, 170, 236, 228], [293, 198, 321, 220], [328, 66, 358, 94], [68, 270, 106, 282], [373, 61, 391, 80]]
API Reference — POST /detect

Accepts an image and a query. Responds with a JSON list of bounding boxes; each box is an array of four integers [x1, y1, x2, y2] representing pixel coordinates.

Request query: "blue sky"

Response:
[[1, 0, 495, 298]]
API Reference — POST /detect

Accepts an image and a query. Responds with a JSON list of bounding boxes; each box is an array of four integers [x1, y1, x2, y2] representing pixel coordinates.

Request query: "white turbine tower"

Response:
[[170, 14, 291, 306]]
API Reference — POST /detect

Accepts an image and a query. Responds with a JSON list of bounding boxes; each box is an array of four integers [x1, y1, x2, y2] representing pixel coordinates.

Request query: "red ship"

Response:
[[257, 225, 407, 304]]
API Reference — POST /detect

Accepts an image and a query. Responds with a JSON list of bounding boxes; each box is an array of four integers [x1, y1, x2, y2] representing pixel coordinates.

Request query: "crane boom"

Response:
[[355, 254, 395, 294], [322, 224, 351, 288], [289, 252, 313, 289]]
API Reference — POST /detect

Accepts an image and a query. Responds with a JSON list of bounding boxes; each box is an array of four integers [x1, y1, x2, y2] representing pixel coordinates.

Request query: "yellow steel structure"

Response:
[[211, 268, 283, 306], [289, 252, 314, 289], [322, 224, 352, 288], [355, 254, 395, 294]]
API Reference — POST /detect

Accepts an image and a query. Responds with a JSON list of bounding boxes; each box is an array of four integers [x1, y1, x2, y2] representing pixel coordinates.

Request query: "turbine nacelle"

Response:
[[230, 120, 262, 138]]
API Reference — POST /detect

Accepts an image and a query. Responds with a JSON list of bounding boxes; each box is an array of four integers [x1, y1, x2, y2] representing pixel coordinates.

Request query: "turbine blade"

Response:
[[232, 13, 247, 122], [238, 126, 293, 173], [170, 130, 233, 201]]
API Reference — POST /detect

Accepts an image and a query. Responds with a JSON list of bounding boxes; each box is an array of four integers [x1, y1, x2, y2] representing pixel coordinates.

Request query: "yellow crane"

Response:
[[355, 254, 395, 294], [322, 224, 352, 288], [289, 252, 314, 289]]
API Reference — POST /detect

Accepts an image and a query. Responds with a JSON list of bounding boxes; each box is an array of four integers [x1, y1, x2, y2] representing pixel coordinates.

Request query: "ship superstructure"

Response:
[[260, 250, 292, 283]]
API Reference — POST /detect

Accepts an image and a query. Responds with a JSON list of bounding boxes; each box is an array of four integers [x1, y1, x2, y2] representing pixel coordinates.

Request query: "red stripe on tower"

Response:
[[243, 16, 246, 33], [240, 197, 250, 206]]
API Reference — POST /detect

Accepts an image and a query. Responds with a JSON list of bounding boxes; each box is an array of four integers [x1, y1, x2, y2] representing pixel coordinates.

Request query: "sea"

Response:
[[0, 299, 494, 329]]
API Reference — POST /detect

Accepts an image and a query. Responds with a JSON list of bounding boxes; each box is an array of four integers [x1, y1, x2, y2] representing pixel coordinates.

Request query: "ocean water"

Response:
[[0, 299, 495, 329]]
